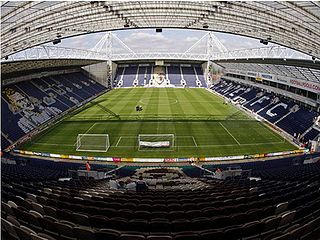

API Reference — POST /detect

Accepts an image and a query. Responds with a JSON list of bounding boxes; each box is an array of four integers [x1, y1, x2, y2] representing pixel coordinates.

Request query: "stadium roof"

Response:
[[218, 59, 320, 83], [1, 1, 320, 58], [1, 59, 103, 79]]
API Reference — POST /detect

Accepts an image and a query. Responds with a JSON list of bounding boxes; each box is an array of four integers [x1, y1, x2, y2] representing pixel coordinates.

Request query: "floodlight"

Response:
[[53, 39, 61, 45], [260, 39, 268, 45]]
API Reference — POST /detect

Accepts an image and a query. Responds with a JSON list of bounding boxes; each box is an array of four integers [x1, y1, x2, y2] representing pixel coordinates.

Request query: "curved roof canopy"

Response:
[[1, 1, 320, 58], [1, 59, 103, 77], [219, 61, 320, 83]]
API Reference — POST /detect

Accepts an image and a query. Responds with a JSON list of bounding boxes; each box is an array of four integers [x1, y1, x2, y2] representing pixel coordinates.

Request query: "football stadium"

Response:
[[1, 1, 320, 240]]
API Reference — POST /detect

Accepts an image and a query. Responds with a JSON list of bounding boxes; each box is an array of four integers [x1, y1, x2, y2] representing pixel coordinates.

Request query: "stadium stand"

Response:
[[136, 66, 147, 86], [1, 72, 107, 149], [2, 1, 320, 239], [1, 155, 320, 240], [167, 65, 182, 86], [122, 66, 138, 87], [258, 99, 295, 124], [194, 66, 206, 87], [145, 66, 152, 86], [303, 128, 320, 142], [276, 107, 318, 136], [211, 79, 320, 143], [114, 67, 125, 87], [114, 64, 205, 88], [181, 66, 197, 87]]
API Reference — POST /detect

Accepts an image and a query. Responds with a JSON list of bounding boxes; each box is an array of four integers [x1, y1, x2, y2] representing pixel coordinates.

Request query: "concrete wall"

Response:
[[82, 61, 110, 87]]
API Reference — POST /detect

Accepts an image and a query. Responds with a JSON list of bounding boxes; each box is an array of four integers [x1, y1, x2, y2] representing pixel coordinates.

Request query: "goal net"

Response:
[[76, 134, 110, 152], [138, 134, 175, 151]]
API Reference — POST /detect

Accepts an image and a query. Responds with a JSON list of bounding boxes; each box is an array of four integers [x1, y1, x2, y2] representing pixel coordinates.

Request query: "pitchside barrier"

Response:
[[14, 148, 309, 162]]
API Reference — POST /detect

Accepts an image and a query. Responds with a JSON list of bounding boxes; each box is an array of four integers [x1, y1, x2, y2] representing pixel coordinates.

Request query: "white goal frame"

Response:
[[138, 134, 175, 151], [76, 134, 110, 152]]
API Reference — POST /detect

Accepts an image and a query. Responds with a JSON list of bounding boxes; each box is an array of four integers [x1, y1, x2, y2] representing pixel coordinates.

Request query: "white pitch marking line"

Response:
[[109, 141, 285, 148], [84, 123, 97, 134], [191, 136, 198, 147], [219, 122, 241, 145], [33, 143, 74, 147], [115, 137, 122, 147], [73, 123, 97, 146]]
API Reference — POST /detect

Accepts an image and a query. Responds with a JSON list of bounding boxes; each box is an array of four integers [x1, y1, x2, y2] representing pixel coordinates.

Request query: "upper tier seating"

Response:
[[211, 80, 319, 141], [1, 157, 320, 240], [114, 67, 124, 87], [122, 66, 138, 87], [1, 72, 107, 150], [181, 67, 197, 87], [114, 64, 205, 88], [167, 66, 182, 86], [194, 66, 206, 87], [114, 66, 154, 87], [137, 66, 147, 86], [145, 66, 152, 86]]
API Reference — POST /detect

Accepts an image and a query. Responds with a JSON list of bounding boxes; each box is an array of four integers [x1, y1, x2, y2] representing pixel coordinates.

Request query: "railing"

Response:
[[2, 45, 311, 62], [212, 46, 310, 60]]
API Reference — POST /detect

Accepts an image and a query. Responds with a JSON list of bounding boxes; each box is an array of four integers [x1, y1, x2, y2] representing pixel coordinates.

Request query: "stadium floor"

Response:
[[20, 88, 297, 158]]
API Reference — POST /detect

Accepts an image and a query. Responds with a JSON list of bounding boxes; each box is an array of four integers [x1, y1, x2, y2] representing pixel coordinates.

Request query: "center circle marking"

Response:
[[139, 97, 178, 105]]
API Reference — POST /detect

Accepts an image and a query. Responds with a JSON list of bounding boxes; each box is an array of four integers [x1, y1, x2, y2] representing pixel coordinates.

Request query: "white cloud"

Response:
[[185, 36, 199, 42], [49, 32, 105, 50], [216, 33, 265, 51], [119, 32, 173, 52]]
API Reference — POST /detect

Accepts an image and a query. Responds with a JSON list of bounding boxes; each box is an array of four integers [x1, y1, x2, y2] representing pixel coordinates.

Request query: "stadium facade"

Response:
[[1, 2, 320, 240]]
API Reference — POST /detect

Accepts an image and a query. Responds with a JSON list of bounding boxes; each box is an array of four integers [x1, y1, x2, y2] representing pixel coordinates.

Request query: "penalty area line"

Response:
[[109, 141, 285, 148], [73, 123, 97, 146], [191, 136, 198, 147], [84, 123, 97, 134], [219, 122, 241, 145], [115, 137, 122, 147], [32, 143, 74, 147]]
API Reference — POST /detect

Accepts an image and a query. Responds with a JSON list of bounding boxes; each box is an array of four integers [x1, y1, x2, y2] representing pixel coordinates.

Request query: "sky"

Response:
[[47, 28, 279, 54], [5, 28, 305, 60]]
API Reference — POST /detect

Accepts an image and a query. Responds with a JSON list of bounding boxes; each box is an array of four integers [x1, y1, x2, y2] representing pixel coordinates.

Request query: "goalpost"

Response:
[[76, 134, 110, 152], [138, 134, 175, 151]]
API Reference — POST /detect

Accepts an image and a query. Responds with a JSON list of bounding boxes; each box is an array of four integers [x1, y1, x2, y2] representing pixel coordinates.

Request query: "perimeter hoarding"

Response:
[[13, 149, 309, 163]]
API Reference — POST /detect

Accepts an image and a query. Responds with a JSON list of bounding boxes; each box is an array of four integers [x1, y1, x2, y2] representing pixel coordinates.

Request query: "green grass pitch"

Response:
[[20, 88, 297, 158]]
